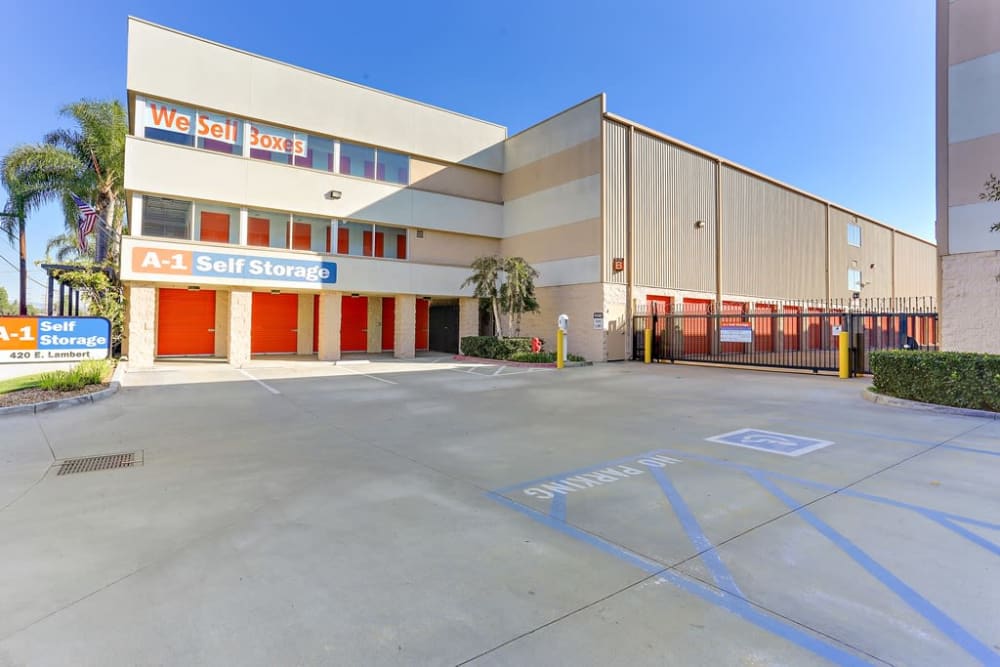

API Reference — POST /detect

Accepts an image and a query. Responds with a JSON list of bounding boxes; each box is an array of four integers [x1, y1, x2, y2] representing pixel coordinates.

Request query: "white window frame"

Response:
[[847, 223, 861, 247]]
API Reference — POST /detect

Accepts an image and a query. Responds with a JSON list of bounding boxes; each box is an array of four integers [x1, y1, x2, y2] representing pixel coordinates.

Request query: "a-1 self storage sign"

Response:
[[0, 317, 111, 363]]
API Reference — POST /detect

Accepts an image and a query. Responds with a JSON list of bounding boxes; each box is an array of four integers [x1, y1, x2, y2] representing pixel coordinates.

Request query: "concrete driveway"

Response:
[[0, 358, 997, 666]]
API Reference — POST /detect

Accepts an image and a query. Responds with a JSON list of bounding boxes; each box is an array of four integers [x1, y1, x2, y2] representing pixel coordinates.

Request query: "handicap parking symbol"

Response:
[[705, 428, 833, 457]]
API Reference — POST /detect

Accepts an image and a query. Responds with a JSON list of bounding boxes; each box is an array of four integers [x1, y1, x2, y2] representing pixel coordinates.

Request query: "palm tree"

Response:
[[2, 145, 82, 313], [1, 100, 126, 312], [462, 255, 505, 337], [499, 256, 540, 336]]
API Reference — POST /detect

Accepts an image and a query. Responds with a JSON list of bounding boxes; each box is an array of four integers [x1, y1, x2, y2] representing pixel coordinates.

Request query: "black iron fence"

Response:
[[632, 297, 938, 374]]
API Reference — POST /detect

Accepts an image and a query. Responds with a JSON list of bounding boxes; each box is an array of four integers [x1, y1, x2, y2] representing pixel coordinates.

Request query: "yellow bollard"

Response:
[[556, 329, 565, 369], [644, 328, 652, 364], [838, 330, 850, 379]]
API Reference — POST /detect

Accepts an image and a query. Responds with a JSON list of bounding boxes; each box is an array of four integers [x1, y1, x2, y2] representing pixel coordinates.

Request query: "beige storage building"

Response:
[[121, 18, 937, 366]]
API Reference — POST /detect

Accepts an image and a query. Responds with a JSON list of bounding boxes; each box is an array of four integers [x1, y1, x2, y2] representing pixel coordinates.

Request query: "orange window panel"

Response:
[[292, 222, 312, 251], [337, 228, 349, 254], [248, 217, 270, 247], [199, 212, 230, 243], [396, 234, 407, 260]]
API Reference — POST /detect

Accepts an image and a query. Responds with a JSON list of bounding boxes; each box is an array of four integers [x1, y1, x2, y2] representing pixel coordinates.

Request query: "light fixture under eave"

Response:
[[325, 190, 342, 200]]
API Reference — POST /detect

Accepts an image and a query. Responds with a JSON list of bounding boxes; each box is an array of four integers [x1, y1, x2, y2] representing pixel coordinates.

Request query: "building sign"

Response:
[[0, 317, 111, 363], [130, 247, 337, 285], [249, 123, 306, 157], [720, 325, 752, 343], [146, 101, 240, 145], [593, 312, 604, 330]]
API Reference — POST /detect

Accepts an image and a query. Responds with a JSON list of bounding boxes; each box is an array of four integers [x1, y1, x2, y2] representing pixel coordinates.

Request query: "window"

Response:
[[374, 225, 407, 259], [247, 210, 289, 248], [142, 196, 191, 239], [195, 110, 242, 155], [292, 135, 334, 172], [376, 149, 409, 185], [848, 268, 862, 292], [291, 215, 330, 252], [337, 221, 374, 256], [194, 203, 239, 244], [144, 100, 195, 147], [339, 142, 375, 178], [248, 122, 301, 165], [847, 223, 861, 247]]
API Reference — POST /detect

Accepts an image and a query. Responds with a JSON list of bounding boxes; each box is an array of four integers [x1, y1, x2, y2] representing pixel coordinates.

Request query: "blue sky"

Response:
[[0, 0, 935, 307]]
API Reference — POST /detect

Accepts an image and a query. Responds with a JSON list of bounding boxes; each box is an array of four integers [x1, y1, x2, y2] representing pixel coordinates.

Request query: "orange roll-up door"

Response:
[[157, 288, 216, 356], [416, 299, 429, 351], [682, 299, 711, 355], [251, 293, 298, 354]]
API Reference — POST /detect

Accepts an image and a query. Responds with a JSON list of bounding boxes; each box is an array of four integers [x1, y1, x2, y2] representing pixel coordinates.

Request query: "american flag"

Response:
[[70, 193, 99, 252]]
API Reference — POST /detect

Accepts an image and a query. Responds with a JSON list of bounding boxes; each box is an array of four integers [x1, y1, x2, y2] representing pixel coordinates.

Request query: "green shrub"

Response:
[[37, 360, 111, 392], [871, 350, 1000, 412], [460, 336, 534, 360], [510, 351, 556, 363]]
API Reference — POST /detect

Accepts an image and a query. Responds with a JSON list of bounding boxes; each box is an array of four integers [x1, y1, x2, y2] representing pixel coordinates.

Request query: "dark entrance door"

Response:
[[429, 304, 459, 353]]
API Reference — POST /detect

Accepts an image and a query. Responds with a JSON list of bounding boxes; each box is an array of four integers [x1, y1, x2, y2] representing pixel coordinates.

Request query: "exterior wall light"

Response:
[[694, 220, 706, 229], [325, 190, 342, 200]]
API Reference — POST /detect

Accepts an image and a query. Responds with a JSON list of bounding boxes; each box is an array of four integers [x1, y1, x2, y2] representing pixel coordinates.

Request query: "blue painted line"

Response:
[[550, 493, 567, 522], [940, 444, 1000, 457], [492, 449, 673, 494], [648, 467, 744, 596], [487, 492, 873, 666], [922, 513, 1000, 559], [750, 472, 1000, 666], [651, 447, 1000, 531]]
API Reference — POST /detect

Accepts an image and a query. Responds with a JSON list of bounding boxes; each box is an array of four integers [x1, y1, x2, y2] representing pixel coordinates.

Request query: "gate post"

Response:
[[838, 331, 850, 379]]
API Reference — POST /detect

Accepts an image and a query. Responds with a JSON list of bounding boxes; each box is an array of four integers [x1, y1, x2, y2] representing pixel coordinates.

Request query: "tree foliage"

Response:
[[978, 174, 1000, 282], [462, 255, 540, 337], [50, 267, 124, 350]]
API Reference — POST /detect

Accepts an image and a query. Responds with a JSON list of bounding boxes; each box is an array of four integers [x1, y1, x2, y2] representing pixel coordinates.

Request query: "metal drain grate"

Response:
[[56, 452, 140, 476]]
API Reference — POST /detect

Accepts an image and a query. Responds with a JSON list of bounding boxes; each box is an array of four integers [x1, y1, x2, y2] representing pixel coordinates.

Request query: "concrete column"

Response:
[[458, 298, 479, 354], [297, 294, 313, 355], [394, 294, 416, 359], [125, 284, 156, 368], [228, 289, 252, 367], [215, 290, 230, 358], [367, 296, 382, 353], [317, 291, 342, 361]]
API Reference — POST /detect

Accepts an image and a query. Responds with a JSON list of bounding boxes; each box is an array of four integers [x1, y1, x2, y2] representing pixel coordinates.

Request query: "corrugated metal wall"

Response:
[[601, 120, 937, 302], [603, 120, 628, 284], [894, 233, 938, 298], [632, 132, 717, 292], [720, 167, 827, 300], [828, 208, 894, 299]]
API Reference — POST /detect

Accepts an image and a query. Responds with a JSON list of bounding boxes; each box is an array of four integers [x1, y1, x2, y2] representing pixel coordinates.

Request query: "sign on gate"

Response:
[[0, 317, 111, 363], [720, 325, 752, 343]]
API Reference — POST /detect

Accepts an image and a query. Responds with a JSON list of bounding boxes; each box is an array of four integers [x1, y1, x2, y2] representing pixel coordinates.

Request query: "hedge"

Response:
[[460, 336, 535, 360], [870, 350, 1000, 412]]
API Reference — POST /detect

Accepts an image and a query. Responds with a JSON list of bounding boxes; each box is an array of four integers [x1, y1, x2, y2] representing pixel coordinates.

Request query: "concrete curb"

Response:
[[452, 355, 592, 368], [861, 387, 1000, 420], [0, 361, 124, 417]]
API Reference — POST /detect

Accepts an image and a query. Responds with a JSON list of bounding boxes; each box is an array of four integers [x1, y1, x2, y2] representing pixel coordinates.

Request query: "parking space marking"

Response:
[[334, 365, 398, 385], [491, 445, 1000, 666], [752, 472, 1000, 665], [237, 368, 281, 394], [706, 428, 834, 456], [488, 490, 872, 667]]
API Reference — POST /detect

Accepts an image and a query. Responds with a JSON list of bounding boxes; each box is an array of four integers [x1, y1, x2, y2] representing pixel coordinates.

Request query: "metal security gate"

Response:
[[633, 298, 938, 374]]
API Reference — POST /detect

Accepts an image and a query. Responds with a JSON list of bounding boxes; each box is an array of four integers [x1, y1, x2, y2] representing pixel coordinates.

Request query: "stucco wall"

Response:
[[940, 250, 1000, 353]]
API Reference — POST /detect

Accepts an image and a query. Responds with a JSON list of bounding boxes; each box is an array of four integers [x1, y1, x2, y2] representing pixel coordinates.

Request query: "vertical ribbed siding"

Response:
[[829, 208, 894, 299], [632, 133, 716, 291], [721, 167, 826, 299], [604, 120, 628, 284], [894, 233, 938, 298]]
